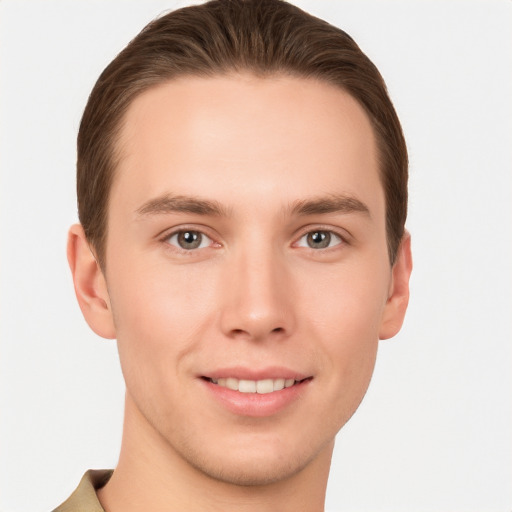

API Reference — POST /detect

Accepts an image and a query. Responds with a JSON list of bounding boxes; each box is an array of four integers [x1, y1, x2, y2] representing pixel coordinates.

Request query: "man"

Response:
[[57, 0, 412, 510]]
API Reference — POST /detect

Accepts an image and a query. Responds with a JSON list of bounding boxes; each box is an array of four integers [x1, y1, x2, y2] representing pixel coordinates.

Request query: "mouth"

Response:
[[200, 372, 312, 417], [202, 376, 311, 394]]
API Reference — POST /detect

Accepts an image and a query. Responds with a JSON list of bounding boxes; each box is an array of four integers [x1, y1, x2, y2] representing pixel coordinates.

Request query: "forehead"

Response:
[[112, 73, 383, 217]]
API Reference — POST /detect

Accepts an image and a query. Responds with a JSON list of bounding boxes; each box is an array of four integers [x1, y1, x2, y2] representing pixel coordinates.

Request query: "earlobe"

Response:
[[67, 224, 116, 339], [379, 232, 413, 340]]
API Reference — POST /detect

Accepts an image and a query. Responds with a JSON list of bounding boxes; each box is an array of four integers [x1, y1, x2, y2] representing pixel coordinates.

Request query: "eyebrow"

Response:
[[135, 194, 229, 217], [290, 194, 370, 217], [135, 193, 370, 219]]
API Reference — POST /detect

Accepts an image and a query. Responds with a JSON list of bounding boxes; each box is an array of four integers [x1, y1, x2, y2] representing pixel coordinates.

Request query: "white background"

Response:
[[1, 1, 511, 511]]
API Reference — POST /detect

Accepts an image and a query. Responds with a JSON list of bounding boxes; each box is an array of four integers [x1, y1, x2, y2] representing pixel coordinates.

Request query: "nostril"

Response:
[[229, 326, 285, 338]]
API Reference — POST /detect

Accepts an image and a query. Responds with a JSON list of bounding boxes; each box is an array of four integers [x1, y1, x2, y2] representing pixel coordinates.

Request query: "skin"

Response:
[[68, 74, 412, 512]]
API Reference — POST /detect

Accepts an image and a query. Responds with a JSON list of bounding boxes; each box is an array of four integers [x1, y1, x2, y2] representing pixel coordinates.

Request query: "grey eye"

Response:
[[168, 230, 210, 250], [297, 230, 342, 249], [307, 231, 330, 248]]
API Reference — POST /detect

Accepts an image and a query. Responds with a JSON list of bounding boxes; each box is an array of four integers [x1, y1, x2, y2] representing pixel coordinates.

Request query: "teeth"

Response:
[[256, 379, 273, 394], [274, 378, 285, 391], [239, 379, 256, 393], [210, 377, 300, 393], [226, 377, 239, 391]]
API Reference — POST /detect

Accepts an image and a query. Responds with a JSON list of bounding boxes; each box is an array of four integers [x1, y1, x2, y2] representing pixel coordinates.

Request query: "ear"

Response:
[[379, 232, 413, 340], [67, 224, 116, 339]]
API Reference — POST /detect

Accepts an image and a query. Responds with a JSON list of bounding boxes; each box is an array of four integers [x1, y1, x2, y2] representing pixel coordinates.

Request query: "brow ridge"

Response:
[[135, 193, 370, 219], [290, 194, 370, 217], [136, 194, 228, 217]]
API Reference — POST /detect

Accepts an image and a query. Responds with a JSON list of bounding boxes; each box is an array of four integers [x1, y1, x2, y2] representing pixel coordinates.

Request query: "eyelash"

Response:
[[159, 226, 349, 253], [294, 223, 351, 252], [160, 227, 218, 254], [294, 229, 345, 250]]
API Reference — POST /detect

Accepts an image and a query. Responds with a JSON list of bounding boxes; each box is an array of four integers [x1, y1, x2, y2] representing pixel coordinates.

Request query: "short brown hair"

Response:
[[77, 0, 407, 268]]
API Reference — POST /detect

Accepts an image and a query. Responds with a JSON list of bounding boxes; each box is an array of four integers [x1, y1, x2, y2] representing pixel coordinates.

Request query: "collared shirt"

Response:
[[52, 470, 113, 512]]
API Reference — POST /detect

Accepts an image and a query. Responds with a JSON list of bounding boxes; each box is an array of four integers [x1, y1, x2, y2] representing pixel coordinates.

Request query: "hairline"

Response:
[[97, 69, 392, 270]]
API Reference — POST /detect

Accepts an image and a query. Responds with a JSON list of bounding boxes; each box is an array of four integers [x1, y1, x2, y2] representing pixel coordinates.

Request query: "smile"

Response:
[[202, 373, 312, 416], [207, 377, 302, 394]]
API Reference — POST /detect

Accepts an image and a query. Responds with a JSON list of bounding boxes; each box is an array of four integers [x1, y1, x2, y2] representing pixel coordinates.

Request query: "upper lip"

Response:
[[200, 366, 311, 381]]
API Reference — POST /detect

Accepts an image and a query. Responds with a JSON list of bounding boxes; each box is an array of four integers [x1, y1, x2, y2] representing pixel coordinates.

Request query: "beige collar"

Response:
[[52, 469, 113, 512]]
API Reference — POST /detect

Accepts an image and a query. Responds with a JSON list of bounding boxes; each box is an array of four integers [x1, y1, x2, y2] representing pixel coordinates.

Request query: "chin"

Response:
[[173, 429, 333, 487], [189, 450, 312, 487]]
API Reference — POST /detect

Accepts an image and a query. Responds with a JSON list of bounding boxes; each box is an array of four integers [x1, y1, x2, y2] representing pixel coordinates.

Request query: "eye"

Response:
[[166, 230, 212, 250], [296, 230, 343, 249]]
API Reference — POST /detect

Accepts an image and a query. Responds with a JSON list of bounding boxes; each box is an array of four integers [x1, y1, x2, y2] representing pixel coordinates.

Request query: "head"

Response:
[[77, 0, 407, 270], [68, 0, 411, 490]]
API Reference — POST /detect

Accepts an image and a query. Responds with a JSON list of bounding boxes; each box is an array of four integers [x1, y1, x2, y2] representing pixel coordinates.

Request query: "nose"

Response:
[[219, 245, 296, 342]]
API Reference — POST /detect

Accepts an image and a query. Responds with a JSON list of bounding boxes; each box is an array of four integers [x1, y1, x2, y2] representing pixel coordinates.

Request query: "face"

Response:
[[100, 74, 401, 485]]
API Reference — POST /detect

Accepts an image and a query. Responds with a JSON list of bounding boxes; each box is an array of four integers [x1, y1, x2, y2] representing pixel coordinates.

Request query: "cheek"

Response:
[[300, 253, 389, 338], [310, 302, 381, 429], [107, 259, 220, 383], [300, 258, 388, 398]]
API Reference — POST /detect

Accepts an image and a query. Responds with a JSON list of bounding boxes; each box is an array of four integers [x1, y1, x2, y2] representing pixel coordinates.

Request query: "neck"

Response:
[[97, 394, 333, 512]]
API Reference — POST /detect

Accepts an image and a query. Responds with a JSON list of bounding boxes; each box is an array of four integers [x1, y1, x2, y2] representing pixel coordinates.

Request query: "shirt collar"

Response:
[[52, 469, 113, 512]]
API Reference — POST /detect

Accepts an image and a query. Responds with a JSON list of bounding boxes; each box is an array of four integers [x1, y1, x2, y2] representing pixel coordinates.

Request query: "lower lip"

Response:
[[202, 379, 311, 417]]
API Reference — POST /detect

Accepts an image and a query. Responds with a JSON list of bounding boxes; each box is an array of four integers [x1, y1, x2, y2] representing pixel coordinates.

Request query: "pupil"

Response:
[[308, 231, 330, 249], [178, 231, 201, 249]]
